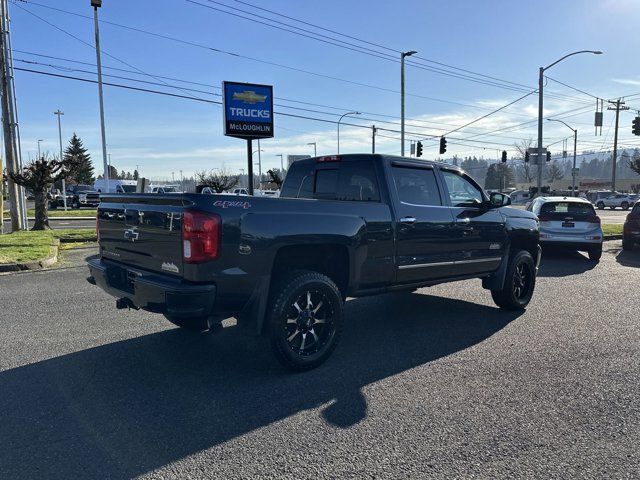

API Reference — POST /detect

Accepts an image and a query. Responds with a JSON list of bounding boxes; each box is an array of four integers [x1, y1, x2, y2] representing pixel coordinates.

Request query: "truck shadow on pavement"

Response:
[[612, 247, 640, 268], [537, 249, 597, 277], [0, 293, 520, 479]]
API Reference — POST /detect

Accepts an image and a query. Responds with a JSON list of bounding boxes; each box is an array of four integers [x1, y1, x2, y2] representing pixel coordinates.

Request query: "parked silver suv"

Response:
[[596, 193, 638, 210]]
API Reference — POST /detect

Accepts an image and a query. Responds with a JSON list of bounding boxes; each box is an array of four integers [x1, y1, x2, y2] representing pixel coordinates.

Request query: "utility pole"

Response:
[[54, 110, 67, 210], [91, 0, 109, 192], [400, 50, 417, 157], [371, 125, 377, 153], [607, 99, 628, 192], [0, 0, 24, 231]]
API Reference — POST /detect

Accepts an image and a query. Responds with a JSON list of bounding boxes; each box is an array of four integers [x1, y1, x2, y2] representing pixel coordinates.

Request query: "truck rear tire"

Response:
[[491, 250, 535, 311], [588, 246, 602, 262], [268, 270, 343, 371]]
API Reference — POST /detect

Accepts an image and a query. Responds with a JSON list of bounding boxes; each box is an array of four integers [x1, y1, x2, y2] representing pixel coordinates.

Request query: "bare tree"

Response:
[[514, 138, 535, 183], [196, 168, 240, 193], [9, 155, 79, 230], [628, 150, 640, 176]]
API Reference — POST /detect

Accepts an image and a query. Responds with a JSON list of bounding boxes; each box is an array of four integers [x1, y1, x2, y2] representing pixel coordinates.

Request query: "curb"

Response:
[[604, 235, 623, 241], [3, 216, 95, 222], [0, 239, 60, 272], [59, 236, 97, 243]]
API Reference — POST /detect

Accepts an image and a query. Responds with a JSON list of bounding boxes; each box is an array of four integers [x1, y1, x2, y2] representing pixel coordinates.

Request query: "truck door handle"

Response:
[[456, 217, 470, 224], [399, 216, 416, 224]]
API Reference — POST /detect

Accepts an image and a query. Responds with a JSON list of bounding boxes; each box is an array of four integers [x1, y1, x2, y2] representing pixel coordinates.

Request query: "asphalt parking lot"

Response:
[[1, 243, 639, 479]]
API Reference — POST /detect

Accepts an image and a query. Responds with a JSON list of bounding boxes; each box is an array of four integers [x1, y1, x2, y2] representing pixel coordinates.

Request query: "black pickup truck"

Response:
[[88, 154, 540, 370]]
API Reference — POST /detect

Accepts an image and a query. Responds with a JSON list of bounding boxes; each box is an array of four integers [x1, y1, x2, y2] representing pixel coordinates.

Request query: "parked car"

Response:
[[231, 188, 249, 195], [586, 190, 613, 206], [527, 196, 603, 261], [49, 184, 100, 209], [596, 193, 637, 210], [88, 154, 540, 371], [93, 179, 137, 194], [623, 202, 640, 251]]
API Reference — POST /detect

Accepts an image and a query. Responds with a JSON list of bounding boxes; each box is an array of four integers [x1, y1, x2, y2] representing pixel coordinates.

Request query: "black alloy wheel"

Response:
[[269, 271, 343, 371], [491, 250, 536, 310]]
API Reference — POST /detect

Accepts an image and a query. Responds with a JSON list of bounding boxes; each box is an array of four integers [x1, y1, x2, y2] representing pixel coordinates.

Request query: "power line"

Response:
[[13, 52, 545, 142], [15, 66, 525, 149], [545, 76, 600, 100], [15, 0, 590, 109], [184, 0, 592, 102], [11, 1, 206, 102]]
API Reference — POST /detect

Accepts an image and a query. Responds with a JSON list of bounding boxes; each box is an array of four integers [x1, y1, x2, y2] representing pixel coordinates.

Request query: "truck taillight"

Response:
[[182, 210, 220, 263], [96, 213, 100, 243]]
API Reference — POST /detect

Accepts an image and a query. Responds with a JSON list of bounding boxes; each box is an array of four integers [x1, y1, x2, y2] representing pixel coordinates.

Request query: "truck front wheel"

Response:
[[491, 250, 536, 311], [268, 270, 343, 371]]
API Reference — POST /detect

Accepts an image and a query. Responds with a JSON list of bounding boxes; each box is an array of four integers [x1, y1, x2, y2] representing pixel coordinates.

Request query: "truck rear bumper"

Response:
[[87, 258, 216, 318]]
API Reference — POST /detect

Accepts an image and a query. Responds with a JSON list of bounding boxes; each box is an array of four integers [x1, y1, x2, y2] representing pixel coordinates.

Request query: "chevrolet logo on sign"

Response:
[[124, 228, 139, 242], [232, 90, 267, 104]]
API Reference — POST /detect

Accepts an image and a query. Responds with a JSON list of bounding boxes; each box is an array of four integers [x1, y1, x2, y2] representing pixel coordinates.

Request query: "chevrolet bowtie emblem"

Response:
[[232, 90, 267, 104], [124, 228, 139, 242]]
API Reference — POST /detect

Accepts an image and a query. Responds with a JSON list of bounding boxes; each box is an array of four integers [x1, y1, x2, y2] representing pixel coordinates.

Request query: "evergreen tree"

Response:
[[484, 163, 515, 190], [64, 133, 94, 184], [133, 169, 139, 180], [547, 160, 565, 182]]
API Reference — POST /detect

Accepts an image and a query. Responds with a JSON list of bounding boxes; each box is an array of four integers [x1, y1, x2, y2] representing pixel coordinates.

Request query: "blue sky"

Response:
[[9, 0, 640, 180]]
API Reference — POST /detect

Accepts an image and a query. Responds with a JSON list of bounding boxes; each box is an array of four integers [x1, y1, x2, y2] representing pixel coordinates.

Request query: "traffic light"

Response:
[[525, 151, 530, 163], [439, 136, 447, 155], [501, 150, 507, 163], [633, 117, 640, 136], [416, 141, 423, 157], [546, 151, 551, 162]]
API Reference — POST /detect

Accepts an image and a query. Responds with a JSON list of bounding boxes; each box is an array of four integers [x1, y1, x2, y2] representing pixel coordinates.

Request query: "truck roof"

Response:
[[297, 153, 462, 171]]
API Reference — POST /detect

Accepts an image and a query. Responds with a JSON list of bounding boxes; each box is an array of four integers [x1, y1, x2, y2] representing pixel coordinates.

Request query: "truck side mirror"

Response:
[[489, 192, 511, 208]]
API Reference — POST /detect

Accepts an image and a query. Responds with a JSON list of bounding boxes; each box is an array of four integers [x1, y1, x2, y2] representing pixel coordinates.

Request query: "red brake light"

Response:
[[182, 210, 221, 263], [96, 212, 100, 243], [316, 155, 341, 163], [537, 213, 551, 222], [586, 214, 601, 224]]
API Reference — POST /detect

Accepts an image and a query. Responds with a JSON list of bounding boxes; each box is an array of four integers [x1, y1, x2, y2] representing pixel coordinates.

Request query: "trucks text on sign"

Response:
[[222, 81, 274, 139]]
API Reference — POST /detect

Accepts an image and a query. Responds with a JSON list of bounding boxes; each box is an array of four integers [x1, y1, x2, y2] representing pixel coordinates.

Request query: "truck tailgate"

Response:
[[97, 195, 187, 276]]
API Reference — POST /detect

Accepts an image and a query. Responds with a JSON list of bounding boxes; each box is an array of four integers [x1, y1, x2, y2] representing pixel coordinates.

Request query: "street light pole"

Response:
[[536, 50, 602, 196], [37, 139, 43, 159], [401, 50, 417, 157], [91, 0, 109, 193], [307, 142, 317, 157], [54, 110, 67, 210], [337, 111, 360, 154], [547, 118, 578, 196]]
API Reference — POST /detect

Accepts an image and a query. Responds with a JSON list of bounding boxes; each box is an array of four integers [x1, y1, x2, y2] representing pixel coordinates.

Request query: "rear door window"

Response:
[[391, 167, 442, 206], [336, 161, 380, 202], [540, 202, 596, 220]]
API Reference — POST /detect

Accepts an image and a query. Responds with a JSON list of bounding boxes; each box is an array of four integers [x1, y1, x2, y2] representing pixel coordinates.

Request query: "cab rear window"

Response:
[[540, 202, 595, 220]]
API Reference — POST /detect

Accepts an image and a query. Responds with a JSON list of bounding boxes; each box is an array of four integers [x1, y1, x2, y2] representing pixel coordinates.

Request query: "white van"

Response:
[[93, 179, 137, 193]]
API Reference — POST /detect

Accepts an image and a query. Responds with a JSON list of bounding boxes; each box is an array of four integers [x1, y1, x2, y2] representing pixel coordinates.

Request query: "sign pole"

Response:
[[247, 139, 254, 196]]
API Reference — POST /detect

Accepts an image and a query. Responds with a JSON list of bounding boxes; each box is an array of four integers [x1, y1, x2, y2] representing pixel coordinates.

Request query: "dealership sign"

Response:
[[222, 81, 274, 139]]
